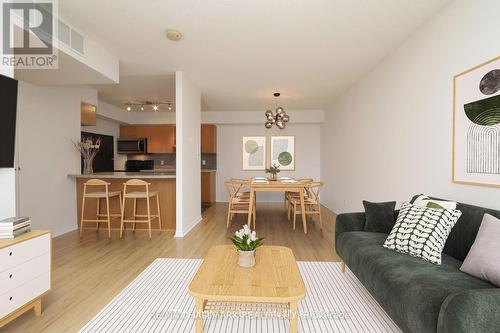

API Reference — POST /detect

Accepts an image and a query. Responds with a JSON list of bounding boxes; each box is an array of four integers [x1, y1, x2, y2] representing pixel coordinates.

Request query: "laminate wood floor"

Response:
[[3, 202, 338, 333]]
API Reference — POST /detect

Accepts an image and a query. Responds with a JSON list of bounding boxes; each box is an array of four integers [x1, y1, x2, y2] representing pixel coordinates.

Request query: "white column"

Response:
[[175, 71, 202, 237]]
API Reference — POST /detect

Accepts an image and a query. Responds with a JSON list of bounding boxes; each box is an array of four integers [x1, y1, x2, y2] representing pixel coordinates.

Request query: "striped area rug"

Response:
[[79, 259, 401, 333]]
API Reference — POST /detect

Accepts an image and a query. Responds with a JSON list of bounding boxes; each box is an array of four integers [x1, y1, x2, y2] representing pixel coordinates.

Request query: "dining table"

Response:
[[246, 178, 310, 233]]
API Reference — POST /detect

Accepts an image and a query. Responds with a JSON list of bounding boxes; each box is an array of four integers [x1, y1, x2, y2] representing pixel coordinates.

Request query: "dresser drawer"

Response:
[[0, 252, 50, 295], [0, 272, 50, 318], [0, 234, 50, 273]]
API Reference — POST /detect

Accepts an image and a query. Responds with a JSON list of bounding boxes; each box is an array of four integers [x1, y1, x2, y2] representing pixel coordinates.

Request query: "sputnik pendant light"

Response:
[[265, 92, 290, 129]]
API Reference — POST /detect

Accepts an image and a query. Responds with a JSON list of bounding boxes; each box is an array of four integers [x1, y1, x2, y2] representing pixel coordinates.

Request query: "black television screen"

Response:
[[0, 74, 18, 168]]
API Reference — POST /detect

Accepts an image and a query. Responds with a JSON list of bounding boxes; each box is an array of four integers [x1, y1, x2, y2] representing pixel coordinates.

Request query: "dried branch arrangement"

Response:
[[74, 137, 101, 174]]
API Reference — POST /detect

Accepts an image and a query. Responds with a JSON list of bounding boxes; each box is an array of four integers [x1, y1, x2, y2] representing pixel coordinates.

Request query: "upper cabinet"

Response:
[[81, 102, 96, 126], [120, 124, 175, 153], [119, 124, 216, 154], [201, 124, 217, 153]]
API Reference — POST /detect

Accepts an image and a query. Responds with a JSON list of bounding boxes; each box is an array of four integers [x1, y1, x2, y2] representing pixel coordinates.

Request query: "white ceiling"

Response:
[[59, 0, 451, 111]]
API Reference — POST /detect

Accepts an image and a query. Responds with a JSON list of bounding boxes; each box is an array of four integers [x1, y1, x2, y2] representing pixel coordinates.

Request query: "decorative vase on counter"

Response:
[[74, 137, 101, 175], [237, 250, 256, 268], [83, 158, 94, 174]]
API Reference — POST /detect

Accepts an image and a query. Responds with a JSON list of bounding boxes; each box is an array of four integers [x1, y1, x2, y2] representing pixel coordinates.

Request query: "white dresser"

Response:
[[0, 230, 51, 328]]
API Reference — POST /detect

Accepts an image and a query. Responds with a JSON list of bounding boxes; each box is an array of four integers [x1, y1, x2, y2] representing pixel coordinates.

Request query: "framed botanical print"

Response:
[[453, 56, 500, 187], [242, 136, 266, 170], [271, 136, 295, 170]]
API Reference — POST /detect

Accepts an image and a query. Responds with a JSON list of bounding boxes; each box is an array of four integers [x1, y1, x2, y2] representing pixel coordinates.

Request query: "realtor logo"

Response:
[[1, 0, 58, 69]]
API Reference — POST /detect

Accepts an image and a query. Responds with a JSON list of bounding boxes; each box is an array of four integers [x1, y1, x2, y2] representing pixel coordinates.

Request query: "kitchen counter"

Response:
[[141, 169, 216, 173], [68, 172, 176, 179]]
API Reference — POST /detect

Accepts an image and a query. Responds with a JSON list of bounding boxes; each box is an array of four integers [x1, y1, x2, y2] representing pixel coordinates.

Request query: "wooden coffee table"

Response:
[[188, 245, 306, 333]]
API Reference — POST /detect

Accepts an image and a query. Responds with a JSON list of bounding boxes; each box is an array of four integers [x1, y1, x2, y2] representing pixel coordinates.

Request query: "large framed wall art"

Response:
[[242, 136, 266, 170], [453, 56, 500, 187]]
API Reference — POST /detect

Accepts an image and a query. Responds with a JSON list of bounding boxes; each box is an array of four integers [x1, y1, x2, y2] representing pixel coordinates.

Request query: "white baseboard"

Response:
[[175, 215, 202, 237]]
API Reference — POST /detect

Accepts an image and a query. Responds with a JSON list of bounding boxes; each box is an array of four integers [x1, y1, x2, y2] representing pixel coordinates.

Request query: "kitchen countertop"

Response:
[[68, 172, 176, 179], [140, 169, 216, 173]]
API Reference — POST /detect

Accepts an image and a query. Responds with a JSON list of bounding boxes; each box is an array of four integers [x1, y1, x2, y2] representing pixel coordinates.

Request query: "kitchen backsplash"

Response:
[[127, 153, 216, 170], [201, 153, 217, 170]]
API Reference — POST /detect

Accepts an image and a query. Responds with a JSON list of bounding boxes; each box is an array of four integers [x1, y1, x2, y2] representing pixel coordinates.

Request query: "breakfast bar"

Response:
[[69, 172, 176, 231]]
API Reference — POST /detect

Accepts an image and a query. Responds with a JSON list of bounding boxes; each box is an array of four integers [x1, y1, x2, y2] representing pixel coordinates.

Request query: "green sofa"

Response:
[[335, 197, 500, 333]]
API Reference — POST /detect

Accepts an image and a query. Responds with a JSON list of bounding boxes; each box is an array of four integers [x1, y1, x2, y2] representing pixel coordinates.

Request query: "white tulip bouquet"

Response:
[[230, 224, 264, 251]]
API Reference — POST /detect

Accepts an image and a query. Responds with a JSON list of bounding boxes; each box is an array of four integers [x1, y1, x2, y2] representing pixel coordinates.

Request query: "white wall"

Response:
[[82, 115, 127, 170], [321, 0, 500, 213], [16, 81, 97, 236], [0, 30, 13, 78], [217, 124, 321, 202], [203, 110, 324, 124], [175, 71, 202, 237], [0, 169, 16, 220], [98, 108, 324, 126]]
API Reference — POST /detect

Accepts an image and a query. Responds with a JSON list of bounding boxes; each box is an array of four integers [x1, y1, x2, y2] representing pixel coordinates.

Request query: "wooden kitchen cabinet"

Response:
[[147, 125, 175, 153], [201, 171, 216, 204], [81, 102, 96, 126], [120, 125, 175, 153], [201, 124, 217, 153]]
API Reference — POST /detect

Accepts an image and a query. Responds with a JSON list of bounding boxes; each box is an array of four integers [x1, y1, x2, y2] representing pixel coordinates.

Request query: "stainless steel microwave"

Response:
[[117, 138, 147, 154]]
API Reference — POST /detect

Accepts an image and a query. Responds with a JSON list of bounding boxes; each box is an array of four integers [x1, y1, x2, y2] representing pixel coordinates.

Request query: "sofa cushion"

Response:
[[362, 200, 396, 233], [460, 214, 500, 287], [411, 194, 457, 210], [383, 202, 462, 265], [410, 195, 500, 261], [337, 231, 494, 333]]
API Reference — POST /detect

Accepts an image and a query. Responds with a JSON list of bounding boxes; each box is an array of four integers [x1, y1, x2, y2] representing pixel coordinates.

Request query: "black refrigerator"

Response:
[[81, 131, 115, 173]]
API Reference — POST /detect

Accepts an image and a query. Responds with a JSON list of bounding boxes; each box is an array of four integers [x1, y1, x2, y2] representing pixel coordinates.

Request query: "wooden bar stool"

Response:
[[80, 179, 122, 239], [120, 179, 162, 239]]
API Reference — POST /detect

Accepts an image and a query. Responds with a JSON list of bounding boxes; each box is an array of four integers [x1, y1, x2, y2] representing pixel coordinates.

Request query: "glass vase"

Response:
[[83, 158, 94, 174]]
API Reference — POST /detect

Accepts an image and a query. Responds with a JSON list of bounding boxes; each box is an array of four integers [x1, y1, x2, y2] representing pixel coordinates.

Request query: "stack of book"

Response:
[[0, 217, 31, 239]]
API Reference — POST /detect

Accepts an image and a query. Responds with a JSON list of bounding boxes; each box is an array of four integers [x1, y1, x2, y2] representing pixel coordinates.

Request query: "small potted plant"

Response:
[[265, 163, 280, 181], [230, 224, 264, 268]]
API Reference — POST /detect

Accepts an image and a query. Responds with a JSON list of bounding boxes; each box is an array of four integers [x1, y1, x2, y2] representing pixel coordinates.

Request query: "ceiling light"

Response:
[[166, 29, 182, 41], [122, 101, 174, 112], [264, 93, 290, 129]]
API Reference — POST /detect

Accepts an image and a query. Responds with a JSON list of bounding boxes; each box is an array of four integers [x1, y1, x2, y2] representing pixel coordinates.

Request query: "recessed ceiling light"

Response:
[[126, 106, 131, 111], [153, 104, 159, 111], [166, 29, 182, 41]]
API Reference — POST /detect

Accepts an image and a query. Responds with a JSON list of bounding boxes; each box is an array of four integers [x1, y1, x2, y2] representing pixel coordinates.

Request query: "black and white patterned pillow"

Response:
[[383, 202, 462, 265]]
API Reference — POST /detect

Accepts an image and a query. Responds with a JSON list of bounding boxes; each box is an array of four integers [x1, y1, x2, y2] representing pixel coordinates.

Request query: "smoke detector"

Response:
[[166, 29, 182, 41]]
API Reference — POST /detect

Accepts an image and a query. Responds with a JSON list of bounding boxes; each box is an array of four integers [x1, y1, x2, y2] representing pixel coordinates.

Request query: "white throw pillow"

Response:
[[412, 194, 457, 210], [384, 202, 462, 265]]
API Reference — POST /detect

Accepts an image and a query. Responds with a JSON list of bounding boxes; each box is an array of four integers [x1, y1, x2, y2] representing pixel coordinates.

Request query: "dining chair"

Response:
[[225, 179, 256, 229], [285, 178, 313, 212], [288, 181, 324, 232], [80, 179, 122, 239], [229, 178, 251, 199], [120, 179, 162, 239]]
